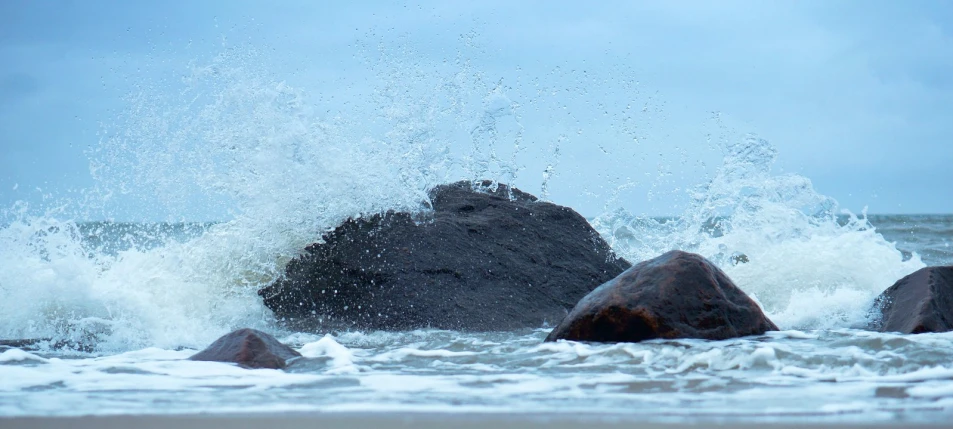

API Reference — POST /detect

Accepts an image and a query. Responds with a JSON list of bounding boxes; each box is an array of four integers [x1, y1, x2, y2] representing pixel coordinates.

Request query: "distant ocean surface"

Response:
[[868, 215, 953, 266], [71, 214, 953, 265]]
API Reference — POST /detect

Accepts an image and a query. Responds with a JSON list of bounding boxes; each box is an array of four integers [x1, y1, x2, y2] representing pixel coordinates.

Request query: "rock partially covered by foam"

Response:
[[870, 266, 953, 334], [258, 180, 631, 331], [545, 250, 778, 343], [189, 328, 301, 369]]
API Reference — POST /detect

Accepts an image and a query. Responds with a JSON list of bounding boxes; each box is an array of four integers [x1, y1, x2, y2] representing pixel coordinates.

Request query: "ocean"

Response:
[[2, 47, 952, 425], [1, 208, 952, 423]]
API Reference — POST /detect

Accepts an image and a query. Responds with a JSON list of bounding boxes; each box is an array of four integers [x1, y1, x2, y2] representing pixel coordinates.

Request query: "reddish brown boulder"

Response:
[[545, 250, 778, 343], [189, 328, 301, 369], [871, 266, 953, 334]]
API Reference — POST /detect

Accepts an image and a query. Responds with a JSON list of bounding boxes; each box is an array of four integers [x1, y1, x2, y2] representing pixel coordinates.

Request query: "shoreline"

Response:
[[1, 412, 949, 429]]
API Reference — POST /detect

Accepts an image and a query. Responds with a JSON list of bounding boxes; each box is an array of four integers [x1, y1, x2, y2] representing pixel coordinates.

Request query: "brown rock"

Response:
[[545, 250, 778, 343], [189, 328, 301, 369], [871, 266, 953, 334]]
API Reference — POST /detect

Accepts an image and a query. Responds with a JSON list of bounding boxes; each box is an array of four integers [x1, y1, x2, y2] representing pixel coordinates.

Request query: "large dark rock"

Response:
[[545, 250, 778, 343], [871, 266, 953, 334], [258, 180, 631, 331], [189, 328, 301, 369]]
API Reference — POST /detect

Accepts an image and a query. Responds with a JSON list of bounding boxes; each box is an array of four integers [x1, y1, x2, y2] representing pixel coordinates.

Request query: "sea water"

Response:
[[1, 48, 952, 423]]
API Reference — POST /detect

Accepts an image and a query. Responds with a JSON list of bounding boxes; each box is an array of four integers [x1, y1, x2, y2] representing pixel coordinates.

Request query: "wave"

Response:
[[592, 135, 924, 330], [0, 46, 926, 351]]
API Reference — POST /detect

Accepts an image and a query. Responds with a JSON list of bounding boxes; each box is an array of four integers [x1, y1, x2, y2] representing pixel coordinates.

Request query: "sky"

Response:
[[1, 0, 952, 220]]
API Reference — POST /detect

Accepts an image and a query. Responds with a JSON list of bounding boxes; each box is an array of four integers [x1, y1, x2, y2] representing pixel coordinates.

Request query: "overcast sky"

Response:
[[1, 0, 951, 221]]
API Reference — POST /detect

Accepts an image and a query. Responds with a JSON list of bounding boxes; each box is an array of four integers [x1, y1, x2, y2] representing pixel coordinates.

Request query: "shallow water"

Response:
[[4, 326, 953, 422]]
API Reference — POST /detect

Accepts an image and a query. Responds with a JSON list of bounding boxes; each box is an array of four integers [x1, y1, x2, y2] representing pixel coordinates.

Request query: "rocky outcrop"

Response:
[[545, 250, 778, 343], [870, 266, 953, 334], [189, 328, 301, 369], [258, 180, 631, 332]]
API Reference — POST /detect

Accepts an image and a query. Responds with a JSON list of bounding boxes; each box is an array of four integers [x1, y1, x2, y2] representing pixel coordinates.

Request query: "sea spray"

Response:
[[0, 46, 529, 351], [0, 209, 273, 351], [0, 44, 926, 352], [591, 135, 924, 330]]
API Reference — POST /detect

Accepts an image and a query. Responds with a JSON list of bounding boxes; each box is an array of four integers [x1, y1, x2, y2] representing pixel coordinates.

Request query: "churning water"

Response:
[[1, 47, 951, 423]]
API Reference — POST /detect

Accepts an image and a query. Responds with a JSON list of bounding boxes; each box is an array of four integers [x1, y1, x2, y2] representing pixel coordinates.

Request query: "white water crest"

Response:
[[592, 135, 924, 330], [0, 45, 531, 351]]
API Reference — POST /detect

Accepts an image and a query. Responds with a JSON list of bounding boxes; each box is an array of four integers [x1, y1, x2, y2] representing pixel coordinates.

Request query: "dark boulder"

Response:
[[258, 180, 631, 331], [189, 328, 301, 369], [870, 266, 953, 334], [545, 250, 778, 343]]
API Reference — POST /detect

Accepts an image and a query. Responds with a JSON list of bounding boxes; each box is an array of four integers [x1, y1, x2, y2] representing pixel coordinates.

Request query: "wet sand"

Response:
[[0, 413, 948, 429]]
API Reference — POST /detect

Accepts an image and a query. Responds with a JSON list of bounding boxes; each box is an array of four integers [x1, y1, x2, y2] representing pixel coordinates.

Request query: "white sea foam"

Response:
[[0, 213, 275, 351], [1, 329, 952, 419], [0, 349, 47, 364], [299, 334, 358, 374]]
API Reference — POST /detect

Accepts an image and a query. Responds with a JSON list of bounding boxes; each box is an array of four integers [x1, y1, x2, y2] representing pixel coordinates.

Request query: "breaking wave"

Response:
[[0, 44, 924, 351]]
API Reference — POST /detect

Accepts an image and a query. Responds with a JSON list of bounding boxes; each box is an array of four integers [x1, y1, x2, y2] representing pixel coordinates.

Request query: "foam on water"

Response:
[[3, 329, 953, 421]]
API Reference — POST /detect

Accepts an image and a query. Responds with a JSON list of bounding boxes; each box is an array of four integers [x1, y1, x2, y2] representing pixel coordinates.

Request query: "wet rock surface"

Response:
[[189, 328, 301, 369], [545, 250, 778, 343], [871, 266, 953, 334], [258, 180, 631, 331]]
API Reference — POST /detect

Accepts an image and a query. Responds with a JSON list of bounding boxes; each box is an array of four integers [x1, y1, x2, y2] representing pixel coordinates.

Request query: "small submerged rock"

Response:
[[189, 328, 301, 369], [729, 252, 749, 265], [870, 266, 953, 334], [545, 250, 778, 343]]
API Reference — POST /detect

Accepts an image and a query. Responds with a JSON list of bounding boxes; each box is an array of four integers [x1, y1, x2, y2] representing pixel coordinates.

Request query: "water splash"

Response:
[[592, 134, 924, 330], [0, 43, 927, 352], [0, 43, 533, 351]]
